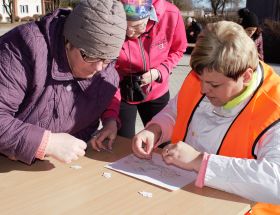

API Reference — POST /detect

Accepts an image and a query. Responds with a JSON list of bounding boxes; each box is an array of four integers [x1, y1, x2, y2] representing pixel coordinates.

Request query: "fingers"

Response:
[[66, 142, 87, 163], [90, 131, 102, 152], [162, 147, 169, 157], [92, 121, 117, 152], [78, 140, 87, 150], [107, 138, 114, 151], [74, 140, 87, 158], [55, 145, 86, 164], [66, 153, 79, 163], [132, 136, 152, 159], [140, 69, 159, 85], [132, 142, 149, 159], [162, 154, 174, 164], [59, 153, 78, 164], [76, 147, 86, 157], [162, 144, 173, 155], [162, 144, 175, 164], [90, 136, 103, 152], [140, 71, 152, 85], [99, 131, 116, 151], [90, 130, 115, 152], [161, 142, 202, 171], [145, 141, 153, 156]]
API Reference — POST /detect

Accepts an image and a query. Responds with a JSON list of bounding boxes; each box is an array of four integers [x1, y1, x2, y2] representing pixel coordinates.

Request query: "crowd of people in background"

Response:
[[0, 0, 279, 213], [185, 8, 264, 61], [185, 16, 202, 54]]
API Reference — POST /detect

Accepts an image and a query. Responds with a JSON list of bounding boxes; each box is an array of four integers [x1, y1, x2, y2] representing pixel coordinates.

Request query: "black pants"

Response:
[[118, 91, 170, 138]]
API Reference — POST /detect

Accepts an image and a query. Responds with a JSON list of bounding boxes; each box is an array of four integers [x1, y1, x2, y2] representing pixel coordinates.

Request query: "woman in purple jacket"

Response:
[[0, 0, 127, 164]]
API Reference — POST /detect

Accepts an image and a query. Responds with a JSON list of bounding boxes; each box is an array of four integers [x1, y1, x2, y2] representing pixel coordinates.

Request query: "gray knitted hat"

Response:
[[64, 0, 127, 59]]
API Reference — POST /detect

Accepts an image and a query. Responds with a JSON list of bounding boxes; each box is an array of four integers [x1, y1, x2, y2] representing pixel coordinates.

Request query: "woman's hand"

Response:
[[141, 69, 161, 85], [132, 124, 162, 159], [89, 119, 118, 152], [162, 141, 203, 172], [46, 133, 87, 163]]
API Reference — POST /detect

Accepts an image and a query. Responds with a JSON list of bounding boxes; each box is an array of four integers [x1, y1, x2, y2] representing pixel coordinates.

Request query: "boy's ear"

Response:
[[242, 68, 254, 86]]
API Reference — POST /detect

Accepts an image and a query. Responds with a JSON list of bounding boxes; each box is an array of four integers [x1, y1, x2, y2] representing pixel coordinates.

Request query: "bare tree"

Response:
[[210, 0, 223, 15], [54, 0, 60, 8], [207, 0, 242, 15], [3, 0, 15, 23]]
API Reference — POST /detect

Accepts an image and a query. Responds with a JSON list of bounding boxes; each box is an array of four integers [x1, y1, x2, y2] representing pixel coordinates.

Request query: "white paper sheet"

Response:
[[105, 153, 197, 191]]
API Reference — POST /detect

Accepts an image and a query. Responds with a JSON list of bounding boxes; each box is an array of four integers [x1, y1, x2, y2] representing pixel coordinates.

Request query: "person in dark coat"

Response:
[[185, 17, 202, 54], [0, 0, 127, 164], [238, 8, 264, 61]]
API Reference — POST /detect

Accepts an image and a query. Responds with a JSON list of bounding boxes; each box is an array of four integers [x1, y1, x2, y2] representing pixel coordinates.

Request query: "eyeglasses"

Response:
[[80, 49, 116, 64]]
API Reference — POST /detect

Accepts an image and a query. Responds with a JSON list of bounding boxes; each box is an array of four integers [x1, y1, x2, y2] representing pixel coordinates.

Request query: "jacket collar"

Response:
[[149, 6, 158, 22], [152, 0, 167, 21], [39, 9, 74, 81], [50, 26, 74, 81]]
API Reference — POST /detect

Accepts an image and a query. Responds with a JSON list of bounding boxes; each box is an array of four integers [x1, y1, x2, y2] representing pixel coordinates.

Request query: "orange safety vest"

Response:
[[171, 62, 280, 214]]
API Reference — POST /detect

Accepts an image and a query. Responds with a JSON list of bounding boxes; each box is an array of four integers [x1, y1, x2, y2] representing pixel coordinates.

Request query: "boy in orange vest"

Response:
[[132, 21, 280, 214]]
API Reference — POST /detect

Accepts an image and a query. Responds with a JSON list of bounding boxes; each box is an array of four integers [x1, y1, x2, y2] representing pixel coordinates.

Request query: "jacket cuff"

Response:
[[195, 152, 211, 188], [102, 117, 121, 130], [155, 63, 169, 83], [35, 130, 51, 160], [19, 125, 45, 164]]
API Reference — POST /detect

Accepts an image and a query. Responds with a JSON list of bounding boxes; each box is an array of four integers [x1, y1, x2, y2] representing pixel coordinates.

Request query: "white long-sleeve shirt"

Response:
[[150, 66, 280, 204]]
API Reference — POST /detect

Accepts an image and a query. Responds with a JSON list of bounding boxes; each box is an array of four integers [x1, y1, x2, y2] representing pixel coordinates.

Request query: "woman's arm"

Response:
[[0, 32, 45, 164], [204, 122, 280, 203], [147, 95, 178, 146]]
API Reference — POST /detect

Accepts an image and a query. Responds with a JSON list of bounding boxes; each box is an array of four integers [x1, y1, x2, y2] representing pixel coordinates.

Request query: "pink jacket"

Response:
[[115, 0, 187, 103]]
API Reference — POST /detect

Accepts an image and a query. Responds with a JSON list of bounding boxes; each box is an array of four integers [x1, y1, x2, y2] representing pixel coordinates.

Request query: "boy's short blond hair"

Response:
[[190, 21, 259, 80]]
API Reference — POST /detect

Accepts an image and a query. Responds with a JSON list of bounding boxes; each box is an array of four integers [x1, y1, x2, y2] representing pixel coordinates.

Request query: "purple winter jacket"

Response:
[[0, 9, 119, 164]]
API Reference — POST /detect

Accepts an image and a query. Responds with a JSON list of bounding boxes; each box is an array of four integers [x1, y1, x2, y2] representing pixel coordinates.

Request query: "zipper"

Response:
[[138, 36, 147, 72]]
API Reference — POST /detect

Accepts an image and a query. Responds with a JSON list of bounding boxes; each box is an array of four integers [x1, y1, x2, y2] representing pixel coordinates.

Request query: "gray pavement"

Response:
[[0, 27, 11, 36]]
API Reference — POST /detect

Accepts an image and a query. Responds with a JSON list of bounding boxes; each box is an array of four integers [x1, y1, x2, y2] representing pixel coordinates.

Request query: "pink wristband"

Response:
[[195, 152, 210, 188]]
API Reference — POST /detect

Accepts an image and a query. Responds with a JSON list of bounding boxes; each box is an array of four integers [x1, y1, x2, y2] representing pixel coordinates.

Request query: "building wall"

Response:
[[0, 0, 43, 22], [17, 0, 42, 17]]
